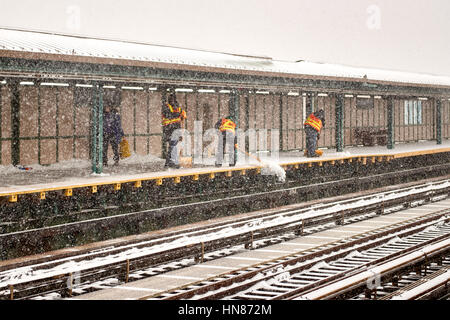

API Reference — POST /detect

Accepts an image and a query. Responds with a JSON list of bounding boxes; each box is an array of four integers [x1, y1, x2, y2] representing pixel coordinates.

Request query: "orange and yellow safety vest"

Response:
[[162, 104, 186, 126], [304, 114, 322, 132], [219, 118, 236, 134]]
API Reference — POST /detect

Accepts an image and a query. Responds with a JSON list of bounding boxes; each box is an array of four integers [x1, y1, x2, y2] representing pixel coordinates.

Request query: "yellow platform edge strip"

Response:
[[1, 148, 448, 200]]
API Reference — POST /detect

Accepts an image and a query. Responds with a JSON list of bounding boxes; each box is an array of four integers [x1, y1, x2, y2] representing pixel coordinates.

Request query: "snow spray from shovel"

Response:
[[236, 147, 286, 182]]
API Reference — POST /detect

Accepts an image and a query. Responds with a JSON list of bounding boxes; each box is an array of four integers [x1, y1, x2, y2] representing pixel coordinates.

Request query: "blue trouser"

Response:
[[305, 126, 318, 157], [163, 125, 180, 166], [103, 134, 120, 165], [166, 138, 179, 166], [216, 131, 236, 165]]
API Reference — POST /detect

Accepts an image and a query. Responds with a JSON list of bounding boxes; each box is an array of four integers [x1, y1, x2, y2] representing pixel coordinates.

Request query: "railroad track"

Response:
[[291, 237, 450, 300], [1, 178, 450, 300], [2, 163, 450, 260], [375, 259, 450, 300], [142, 211, 450, 300]]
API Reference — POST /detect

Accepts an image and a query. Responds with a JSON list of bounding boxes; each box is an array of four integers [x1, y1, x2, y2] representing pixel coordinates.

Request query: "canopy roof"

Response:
[[1, 28, 450, 89]]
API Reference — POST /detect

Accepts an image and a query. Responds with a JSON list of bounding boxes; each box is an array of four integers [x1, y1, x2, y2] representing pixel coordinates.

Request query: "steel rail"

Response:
[[257, 230, 450, 300], [142, 211, 450, 300], [295, 238, 450, 300], [379, 265, 450, 300]]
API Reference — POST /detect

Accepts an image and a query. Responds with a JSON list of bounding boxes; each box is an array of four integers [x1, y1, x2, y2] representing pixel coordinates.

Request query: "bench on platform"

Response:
[[354, 128, 387, 146]]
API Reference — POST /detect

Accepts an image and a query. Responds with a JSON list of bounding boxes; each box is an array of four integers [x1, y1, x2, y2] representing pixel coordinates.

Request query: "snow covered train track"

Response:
[[140, 212, 450, 300], [1, 179, 450, 300], [290, 234, 450, 300], [378, 262, 450, 300]]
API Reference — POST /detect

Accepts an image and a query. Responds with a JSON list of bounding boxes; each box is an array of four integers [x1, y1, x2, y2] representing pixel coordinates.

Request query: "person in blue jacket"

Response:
[[103, 105, 124, 166]]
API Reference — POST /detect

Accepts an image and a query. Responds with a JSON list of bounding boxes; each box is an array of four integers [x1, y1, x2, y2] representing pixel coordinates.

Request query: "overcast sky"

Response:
[[1, 0, 449, 76]]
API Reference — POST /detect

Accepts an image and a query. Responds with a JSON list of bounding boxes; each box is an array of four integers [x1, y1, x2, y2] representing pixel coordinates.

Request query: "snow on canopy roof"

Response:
[[1, 28, 450, 87]]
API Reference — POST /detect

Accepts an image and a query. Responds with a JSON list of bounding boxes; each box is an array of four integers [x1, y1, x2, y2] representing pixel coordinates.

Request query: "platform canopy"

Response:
[[1, 28, 450, 89]]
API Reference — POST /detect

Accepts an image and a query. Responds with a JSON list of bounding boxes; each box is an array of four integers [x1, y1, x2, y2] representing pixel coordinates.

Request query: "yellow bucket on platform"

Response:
[[119, 138, 131, 159], [179, 157, 192, 168]]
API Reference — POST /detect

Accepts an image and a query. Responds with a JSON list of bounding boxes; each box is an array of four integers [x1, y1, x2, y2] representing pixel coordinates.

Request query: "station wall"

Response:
[[0, 85, 11, 166], [119, 89, 161, 159], [0, 82, 447, 167]]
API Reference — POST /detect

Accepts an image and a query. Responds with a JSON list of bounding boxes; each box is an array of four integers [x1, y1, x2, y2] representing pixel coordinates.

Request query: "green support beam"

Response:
[[230, 89, 240, 161], [55, 87, 60, 163], [10, 79, 20, 166], [335, 94, 344, 152], [306, 93, 313, 115], [91, 84, 104, 174], [98, 87, 104, 171], [436, 99, 442, 145], [37, 81, 42, 164], [387, 96, 394, 149], [91, 86, 98, 173], [161, 87, 168, 161], [229, 89, 240, 123], [279, 93, 283, 151], [0, 84, 2, 164]]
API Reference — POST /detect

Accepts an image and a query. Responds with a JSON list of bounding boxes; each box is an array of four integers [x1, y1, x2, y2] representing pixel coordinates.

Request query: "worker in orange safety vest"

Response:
[[304, 109, 325, 157], [215, 115, 237, 167], [162, 93, 187, 168]]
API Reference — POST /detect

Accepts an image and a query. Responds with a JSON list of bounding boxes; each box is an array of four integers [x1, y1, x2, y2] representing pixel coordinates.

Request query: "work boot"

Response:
[[168, 163, 180, 169]]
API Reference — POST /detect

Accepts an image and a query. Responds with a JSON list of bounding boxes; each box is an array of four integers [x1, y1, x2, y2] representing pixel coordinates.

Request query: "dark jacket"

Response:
[[104, 110, 124, 144], [313, 109, 325, 127], [162, 103, 186, 139]]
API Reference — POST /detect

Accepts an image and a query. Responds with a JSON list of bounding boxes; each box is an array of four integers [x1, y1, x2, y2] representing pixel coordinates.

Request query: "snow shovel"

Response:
[[303, 149, 323, 156], [236, 145, 263, 164], [119, 138, 131, 159]]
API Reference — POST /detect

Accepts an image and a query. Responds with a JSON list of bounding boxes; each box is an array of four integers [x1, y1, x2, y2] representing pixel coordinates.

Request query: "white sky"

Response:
[[1, 0, 449, 76]]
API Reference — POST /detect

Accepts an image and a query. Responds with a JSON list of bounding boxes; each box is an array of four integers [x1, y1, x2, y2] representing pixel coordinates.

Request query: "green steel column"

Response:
[[436, 99, 442, 145], [387, 96, 394, 149], [91, 83, 104, 174], [133, 91, 137, 152], [229, 89, 240, 122], [97, 86, 104, 173], [0, 83, 2, 164], [10, 79, 20, 166], [279, 93, 283, 151], [245, 95, 250, 152], [37, 80, 42, 164], [91, 84, 98, 173], [306, 93, 313, 115], [146, 88, 150, 155], [55, 88, 60, 163], [161, 87, 167, 161], [245, 95, 250, 131], [230, 89, 240, 161], [335, 94, 344, 152]]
